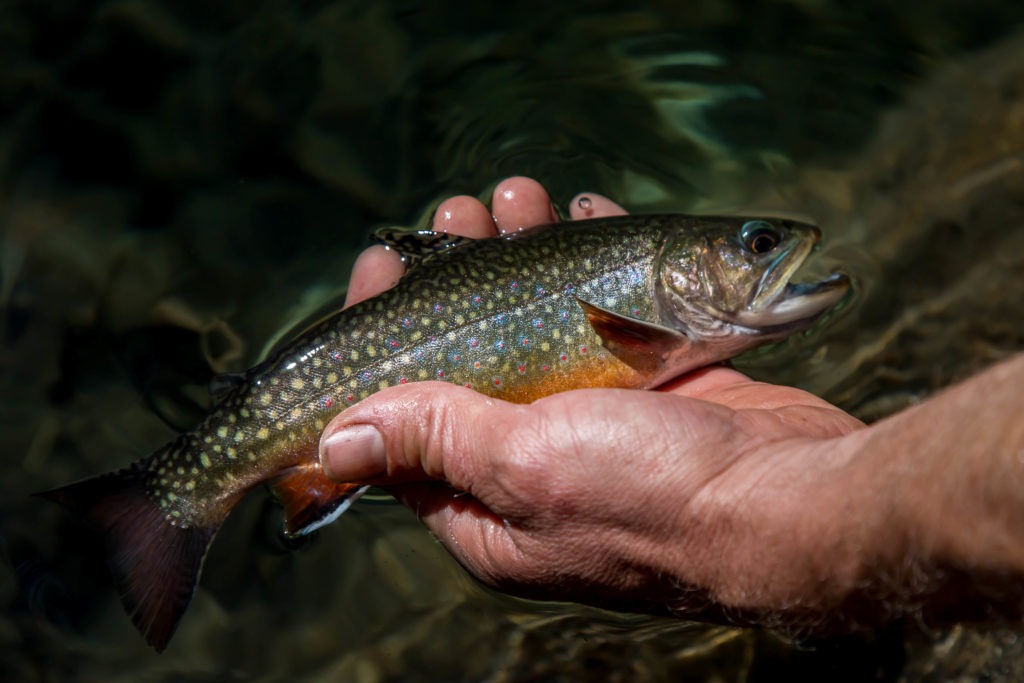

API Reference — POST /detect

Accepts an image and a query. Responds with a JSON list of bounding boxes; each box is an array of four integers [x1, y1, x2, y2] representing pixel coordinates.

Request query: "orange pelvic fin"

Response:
[[270, 462, 369, 537], [36, 468, 221, 652]]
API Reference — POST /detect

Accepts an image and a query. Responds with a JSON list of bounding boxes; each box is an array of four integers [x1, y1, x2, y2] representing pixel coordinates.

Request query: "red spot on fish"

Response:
[[559, 353, 568, 362], [493, 377, 502, 386], [323, 397, 334, 409], [464, 382, 472, 389], [517, 364, 526, 374], [399, 377, 409, 384], [436, 370, 445, 379], [542, 365, 551, 372], [473, 361, 482, 370], [332, 351, 343, 361], [579, 345, 588, 354], [346, 394, 355, 403], [521, 338, 530, 347]]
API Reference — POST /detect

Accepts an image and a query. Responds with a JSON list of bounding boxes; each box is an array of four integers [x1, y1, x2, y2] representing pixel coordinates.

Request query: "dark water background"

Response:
[[4, 1, 1024, 680]]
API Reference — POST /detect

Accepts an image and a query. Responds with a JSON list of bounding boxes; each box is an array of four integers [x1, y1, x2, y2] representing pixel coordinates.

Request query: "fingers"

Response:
[[431, 195, 497, 238], [568, 192, 628, 220], [491, 177, 558, 234], [345, 193, 500, 308], [432, 176, 562, 238], [319, 381, 518, 494], [344, 179, 626, 308], [343, 245, 405, 308]]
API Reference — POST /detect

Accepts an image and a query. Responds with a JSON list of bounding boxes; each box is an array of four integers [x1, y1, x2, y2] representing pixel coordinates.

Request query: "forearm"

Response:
[[845, 352, 1024, 623]]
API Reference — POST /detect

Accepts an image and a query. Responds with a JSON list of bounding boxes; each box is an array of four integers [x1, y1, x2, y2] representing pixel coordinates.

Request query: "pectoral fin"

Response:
[[270, 463, 369, 537], [576, 298, 690, 374]]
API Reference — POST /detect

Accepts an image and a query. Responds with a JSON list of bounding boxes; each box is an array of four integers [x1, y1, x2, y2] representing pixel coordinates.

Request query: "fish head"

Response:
[[657, 216, 851, 340]]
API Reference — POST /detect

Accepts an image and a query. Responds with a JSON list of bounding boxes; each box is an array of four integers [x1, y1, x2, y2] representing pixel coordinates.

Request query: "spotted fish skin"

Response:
[[39, 213, 850, 651]]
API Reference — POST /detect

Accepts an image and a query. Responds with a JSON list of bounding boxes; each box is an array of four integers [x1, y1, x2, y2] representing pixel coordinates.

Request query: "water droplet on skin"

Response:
[[577, 196, 592, 210]]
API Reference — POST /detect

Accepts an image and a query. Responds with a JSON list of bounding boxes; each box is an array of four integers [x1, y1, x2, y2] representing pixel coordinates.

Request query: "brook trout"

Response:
[[41, 214, 849, 650]]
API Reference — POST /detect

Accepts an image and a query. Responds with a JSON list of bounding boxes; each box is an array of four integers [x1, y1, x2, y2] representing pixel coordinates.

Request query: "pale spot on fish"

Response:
[[200, 453, 212, 468], [290, 378, 305, 391], [326, 372, 339, 384], [234, 430, 245, 442], [256, 427, 270, 440], [216, 426, 228, 438]]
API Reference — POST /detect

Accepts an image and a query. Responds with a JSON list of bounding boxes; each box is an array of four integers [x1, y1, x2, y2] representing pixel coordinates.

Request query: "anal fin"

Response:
[[270, 463, 368, 537]]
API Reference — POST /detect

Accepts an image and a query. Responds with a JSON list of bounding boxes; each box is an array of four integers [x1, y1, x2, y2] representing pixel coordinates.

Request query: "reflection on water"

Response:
[[4, 1, 1024, 680]]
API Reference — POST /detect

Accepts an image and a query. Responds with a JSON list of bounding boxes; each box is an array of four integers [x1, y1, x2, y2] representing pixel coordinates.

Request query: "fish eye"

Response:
[[740, 220, 781, 254]]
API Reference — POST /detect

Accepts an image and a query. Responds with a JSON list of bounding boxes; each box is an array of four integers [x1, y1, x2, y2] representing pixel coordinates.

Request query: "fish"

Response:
[[39, 213, 850, 651]]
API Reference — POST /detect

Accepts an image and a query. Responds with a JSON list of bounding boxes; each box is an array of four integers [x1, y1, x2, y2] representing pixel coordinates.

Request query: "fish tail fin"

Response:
[[37, 465, 220, 652]]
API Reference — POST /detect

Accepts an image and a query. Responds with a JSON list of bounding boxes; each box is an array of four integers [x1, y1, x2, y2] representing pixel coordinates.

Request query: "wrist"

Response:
[[835, 387, 1024, 627], [662, 432, 885, 629]]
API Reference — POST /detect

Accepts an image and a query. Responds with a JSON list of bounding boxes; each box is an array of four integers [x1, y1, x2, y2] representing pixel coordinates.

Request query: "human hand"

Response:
[[323, 177, 873, 629]]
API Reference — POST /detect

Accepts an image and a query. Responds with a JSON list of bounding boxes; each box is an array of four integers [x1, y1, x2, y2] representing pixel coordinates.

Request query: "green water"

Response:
[[4, 1, 1024, 680]]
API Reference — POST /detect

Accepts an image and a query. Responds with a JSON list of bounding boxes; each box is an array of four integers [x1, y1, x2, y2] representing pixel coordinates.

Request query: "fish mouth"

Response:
[[735, 229, 852, 330]]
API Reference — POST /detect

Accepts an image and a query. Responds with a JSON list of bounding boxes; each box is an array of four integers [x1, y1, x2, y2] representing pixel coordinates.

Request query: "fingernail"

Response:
[[320, 425, 385, 481]]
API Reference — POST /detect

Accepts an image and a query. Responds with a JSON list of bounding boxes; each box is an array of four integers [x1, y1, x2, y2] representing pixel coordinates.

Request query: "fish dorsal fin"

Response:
[[270, 463, 369, 537], [576, 297, 690, 374], [371, 228, 474, 269]]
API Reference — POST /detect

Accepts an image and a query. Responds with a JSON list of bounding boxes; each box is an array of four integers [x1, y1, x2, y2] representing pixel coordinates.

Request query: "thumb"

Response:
[[318, 381, 518, 491]]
